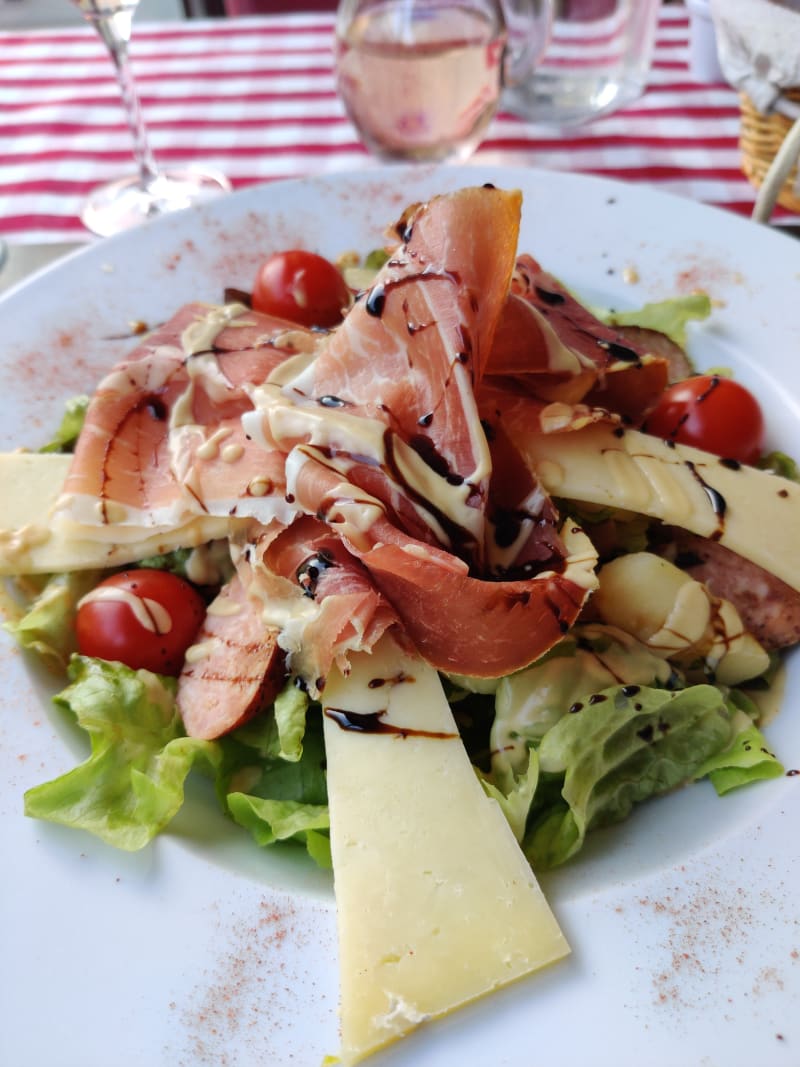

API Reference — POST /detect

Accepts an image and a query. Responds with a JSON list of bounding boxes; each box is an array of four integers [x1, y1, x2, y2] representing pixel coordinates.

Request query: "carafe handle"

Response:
[[502, 0, 554, 88]]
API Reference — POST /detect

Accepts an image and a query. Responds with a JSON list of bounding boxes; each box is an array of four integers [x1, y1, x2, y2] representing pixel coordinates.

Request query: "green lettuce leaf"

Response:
[[136, 547, 193, 576], [444, 672, 500, 697], [137, 540, 234, 586], [223, 682, 311, 766], [24, 656, 222, 850], [491, 624, 677, 780], [759, 451, 800, 482], [478, 746, 539, 842], [695, 708, 784, 794], [273, 681, 310, 762], [555, 502, 651, 555], [226, 795, 331, 867], [364, 248, 390, 272], [598, 293, 712, 348], [39, 394, 89, 453], [5, 570, 102, 669], [222, 708, 330, 866], [524, 683, 733, 868]]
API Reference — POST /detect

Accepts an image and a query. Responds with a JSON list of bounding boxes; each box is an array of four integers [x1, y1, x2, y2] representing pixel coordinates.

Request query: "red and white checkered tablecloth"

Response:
[[0, 5, 790, 243]]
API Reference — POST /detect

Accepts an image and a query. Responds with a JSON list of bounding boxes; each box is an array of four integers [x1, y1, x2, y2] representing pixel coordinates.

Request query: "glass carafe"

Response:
[[335, 0, 553, 163]]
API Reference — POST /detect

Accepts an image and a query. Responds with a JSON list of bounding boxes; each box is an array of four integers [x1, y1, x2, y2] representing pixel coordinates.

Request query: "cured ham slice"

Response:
[[177, 573, 285, 739], [249, 185, 523, 570], [237, 187, 601, 682], [49, 186, 606, 694], [214, 514, 400, 694], [486, 255, 669, 422], [256, 514, 402, 686], [59, 303, 316, 532], [355, 527, 597, 677], [477, 382, 622, 444], [285, 449, 597, 680], [305, 186, 520, 448]]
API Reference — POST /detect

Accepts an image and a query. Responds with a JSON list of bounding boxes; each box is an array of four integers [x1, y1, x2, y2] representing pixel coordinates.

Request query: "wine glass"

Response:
[[73, 0, 231, 237], [334, 0, 553, 164]]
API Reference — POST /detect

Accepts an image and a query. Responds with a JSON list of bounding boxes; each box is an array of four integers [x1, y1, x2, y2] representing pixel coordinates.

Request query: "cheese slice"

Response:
[[0, 452, 235, 574], [0, 452, 73, 531], [523, 423, 800, 593], [322, 636, 569, 1065]]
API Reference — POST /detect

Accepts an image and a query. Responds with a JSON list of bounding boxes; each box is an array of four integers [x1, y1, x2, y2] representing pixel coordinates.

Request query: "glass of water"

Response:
[[335, 0, 553, 163], [503, 0, 661, 127]]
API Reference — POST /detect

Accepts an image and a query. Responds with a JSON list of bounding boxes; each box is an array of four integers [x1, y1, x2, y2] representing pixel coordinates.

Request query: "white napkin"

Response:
[[710, 0, 800, 111]]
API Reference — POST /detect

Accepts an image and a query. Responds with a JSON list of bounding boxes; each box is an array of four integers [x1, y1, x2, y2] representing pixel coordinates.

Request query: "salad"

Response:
[[2, 183, 798, 1064]]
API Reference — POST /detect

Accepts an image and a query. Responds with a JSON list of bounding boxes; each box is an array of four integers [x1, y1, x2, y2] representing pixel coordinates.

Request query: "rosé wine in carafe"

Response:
[[335, 0, 508, 163]]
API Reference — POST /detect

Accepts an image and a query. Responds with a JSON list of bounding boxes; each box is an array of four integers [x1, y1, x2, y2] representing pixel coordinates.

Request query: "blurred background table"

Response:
[[0, 0, 794, 288]]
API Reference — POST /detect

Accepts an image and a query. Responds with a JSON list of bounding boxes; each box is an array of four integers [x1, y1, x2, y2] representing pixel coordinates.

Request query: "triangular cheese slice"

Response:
[[322, 635, 569, 1065], [522, 423, 800, 593], [0, 452, 234, 574]]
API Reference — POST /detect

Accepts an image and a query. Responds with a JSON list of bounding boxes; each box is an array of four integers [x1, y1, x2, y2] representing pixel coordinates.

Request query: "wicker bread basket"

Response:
[[740, 88, 800, 213]]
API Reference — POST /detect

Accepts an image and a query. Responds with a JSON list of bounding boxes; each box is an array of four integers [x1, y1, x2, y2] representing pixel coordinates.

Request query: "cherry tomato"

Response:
[[75, 569, 206, 677], [644, 374, 765, 465], [251, 250, 350, 329]]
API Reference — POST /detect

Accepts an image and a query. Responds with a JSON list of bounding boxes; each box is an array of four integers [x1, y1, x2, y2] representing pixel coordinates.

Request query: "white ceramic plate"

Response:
[[1, 165, 799, 1067]]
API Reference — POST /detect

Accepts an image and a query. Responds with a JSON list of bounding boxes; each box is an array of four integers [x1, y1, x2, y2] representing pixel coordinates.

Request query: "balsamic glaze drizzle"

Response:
[[324, 707, 457, 740], [296, 549, 337, 598]]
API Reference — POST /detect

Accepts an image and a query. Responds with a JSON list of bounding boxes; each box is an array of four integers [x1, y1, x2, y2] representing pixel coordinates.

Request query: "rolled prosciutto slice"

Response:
[[486, 254, 669, 422], [240, 186, 600, 682], [252, 514, 403, 689], [59, 302, 316, 531], [282, 447, 597, 680], [248, 185, 523, 571]]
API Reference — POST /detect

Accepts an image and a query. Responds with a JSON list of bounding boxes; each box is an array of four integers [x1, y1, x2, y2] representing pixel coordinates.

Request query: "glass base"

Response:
[[81, 167, 231, 237], [502, 71, 646, 129]]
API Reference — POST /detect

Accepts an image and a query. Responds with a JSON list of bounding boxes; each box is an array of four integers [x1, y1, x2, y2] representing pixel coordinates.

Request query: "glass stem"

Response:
[[92, 9, 160, 188]]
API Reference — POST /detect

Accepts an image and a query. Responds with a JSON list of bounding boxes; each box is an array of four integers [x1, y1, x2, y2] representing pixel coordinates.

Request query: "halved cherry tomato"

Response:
[[644, 373, 765, 465], [252, 249, 350, 329], [75, 569, 206, 677]]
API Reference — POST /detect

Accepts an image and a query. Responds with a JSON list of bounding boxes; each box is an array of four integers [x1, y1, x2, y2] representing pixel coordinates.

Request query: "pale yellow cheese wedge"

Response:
[[322, 636, 569, 1065], [0, 452, 234, 574], [522, 423, 800, 593], [0, 452, 72, 531]]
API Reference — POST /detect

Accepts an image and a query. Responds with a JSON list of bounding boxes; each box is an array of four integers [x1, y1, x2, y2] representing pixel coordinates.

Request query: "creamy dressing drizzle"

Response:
[[184, 541, 232, 586], [285, 447, 388, 551], [196, 427, 233, 461], [99, 344, 182, 398], [184, 637, 222, 663], [221, 443, 244, 463], [206, 596, 242, 617], [167, 306, 253, 506], [486, 483, 550, 573], [53, 493, 228, 536], [248, 476, 272, 497], [244, 380, 486, 551], [55, 297, 494, 573], [0, 523, 51, 560], [77, 585, 172, 634], [228, 533, 323, 664], [180, 303, 249, 357], [251, 584, 317, 656], [539, 312, 597, 374], [509, 294, 593, 377]]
